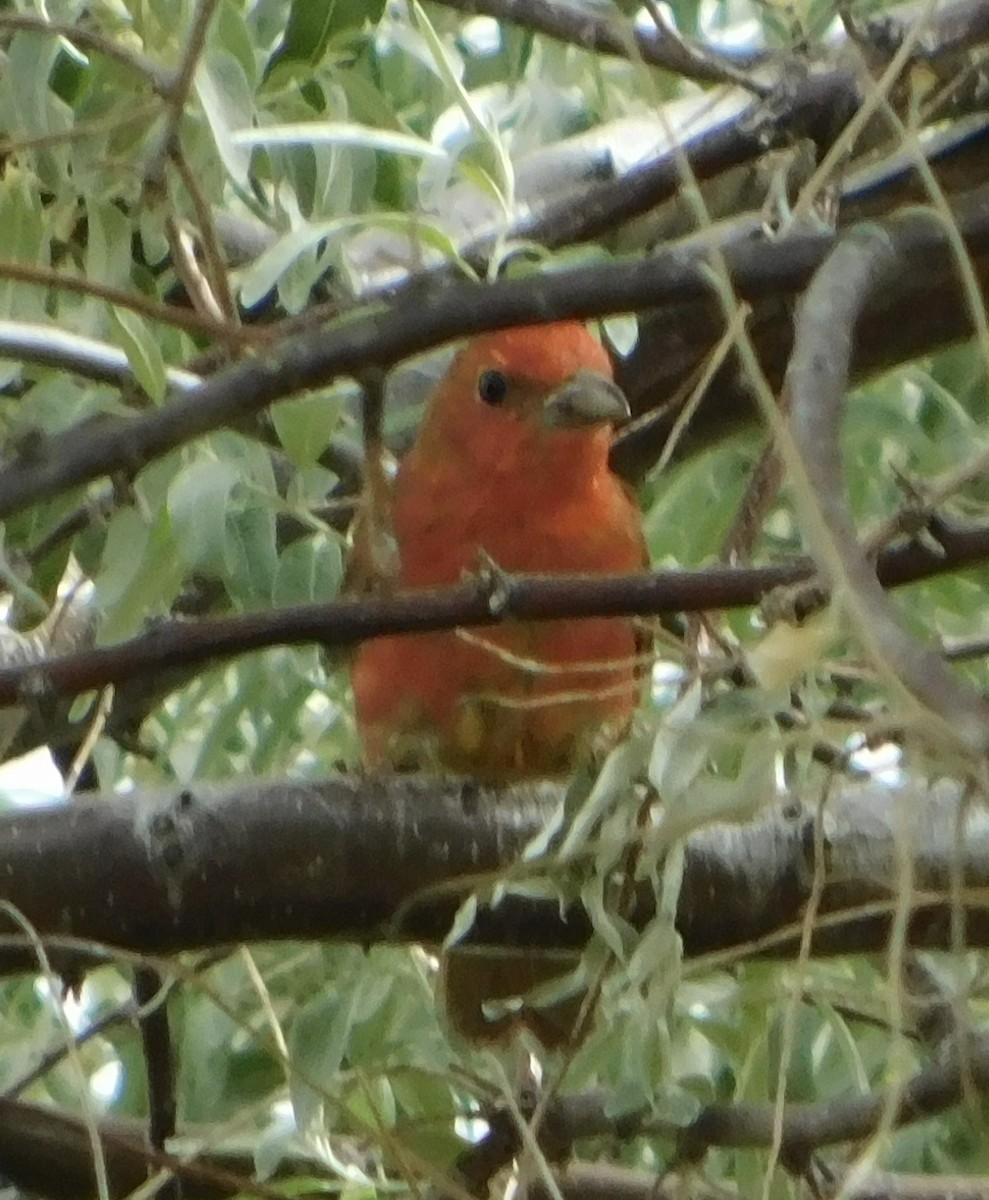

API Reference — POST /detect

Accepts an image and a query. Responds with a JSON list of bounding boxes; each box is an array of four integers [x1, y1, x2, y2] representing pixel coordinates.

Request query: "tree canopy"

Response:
[[1, 2, 989, 1200]]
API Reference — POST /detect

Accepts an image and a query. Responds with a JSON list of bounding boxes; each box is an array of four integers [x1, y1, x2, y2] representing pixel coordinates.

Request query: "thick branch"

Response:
[[6, 1041, 989, 1200], [0, 226, 829, 520], [0, 1095, 279, 1200], [427, 0, 770, 83], [0, 776, 987, 976], [541, 1163, 989, 1200], [614, 185, 989, 476], [4, 185, 989, 521]]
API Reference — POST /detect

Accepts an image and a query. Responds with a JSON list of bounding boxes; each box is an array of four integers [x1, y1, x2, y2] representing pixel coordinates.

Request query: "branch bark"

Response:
[[1, 511, 987, 726], [785, 224, 989, 755], [4, 183, 989, 521], [0, 774, 988, 975]]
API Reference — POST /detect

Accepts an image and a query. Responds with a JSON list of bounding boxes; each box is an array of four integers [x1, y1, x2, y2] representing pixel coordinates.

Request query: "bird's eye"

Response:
[[477, 369, 509, 406]]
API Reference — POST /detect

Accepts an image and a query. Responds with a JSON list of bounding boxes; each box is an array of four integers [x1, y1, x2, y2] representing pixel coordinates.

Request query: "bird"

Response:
[[351, 321, 648, 1043]]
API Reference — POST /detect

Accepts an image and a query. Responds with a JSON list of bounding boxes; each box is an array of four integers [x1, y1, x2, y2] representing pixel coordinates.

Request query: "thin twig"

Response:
[[640, 0, 770, 93], [429, 0, 773, 86], [0, 258, 245, 342], [23, 492, 118, 568], [146, 0, 222, 187], [677, 1030, 989, 1165], [0, 520, 985, 710], [132, 966, 177, 1161], [0, 12, 167, 87], [167, 216, 227, 323], [790, 1, 937, 223], [3, 1007, 134, 1099], [170, 147, 240, 325]]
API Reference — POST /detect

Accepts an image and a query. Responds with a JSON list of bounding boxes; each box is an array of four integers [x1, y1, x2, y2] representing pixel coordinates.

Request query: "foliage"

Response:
[[0, 0, 988, 1198]]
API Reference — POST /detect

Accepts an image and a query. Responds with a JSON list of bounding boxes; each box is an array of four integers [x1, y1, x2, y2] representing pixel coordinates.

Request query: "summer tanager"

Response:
[[351, 322, 647, 1043]]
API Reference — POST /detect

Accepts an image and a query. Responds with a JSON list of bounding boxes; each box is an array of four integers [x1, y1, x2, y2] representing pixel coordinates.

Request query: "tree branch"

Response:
[[0, 511, 987, 720], [5, 1020, 989, 1200], [4, 183, 989, 522], [676, 1031, 989, 1169], [0, 320, 201, 392], [0, 775, 987, 976], [0, 12, 167, 88], [426, 0, 772, 85], [0, 1094, 285, 1200], [784, 224, 989, 755]]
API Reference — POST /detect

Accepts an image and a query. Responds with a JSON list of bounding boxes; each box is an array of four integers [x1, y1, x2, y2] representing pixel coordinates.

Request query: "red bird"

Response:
[[351, 321, 648, 1041], [353, 322, 646, 780]]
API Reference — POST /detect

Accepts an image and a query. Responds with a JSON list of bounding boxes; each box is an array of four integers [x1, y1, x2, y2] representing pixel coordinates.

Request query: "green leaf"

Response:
[[266, 0, 386, 74], [0, 33, 72, 188], [195, 49, 254, 190], [96, 505, 185, 641], [272, 533, 343, 606], [0, 174, 47, 322], [410, 0, 513, 207], [442, 895, 478, 951], [176, 985, 239, 1123], [224, 504, 279, 609], [280, 0, 339, 64], [288, 948, 368, 1129], [270, 390, 344, 466], [167, 459, 241, 572], [108, 308, 167, 404], [582, 873, 628, 958], [86, 199, 133, 297], [236, 211, 458, 309]]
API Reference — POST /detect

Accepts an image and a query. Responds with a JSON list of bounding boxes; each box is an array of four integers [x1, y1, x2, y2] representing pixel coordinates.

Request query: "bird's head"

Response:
[[415, 322, 629, 474]]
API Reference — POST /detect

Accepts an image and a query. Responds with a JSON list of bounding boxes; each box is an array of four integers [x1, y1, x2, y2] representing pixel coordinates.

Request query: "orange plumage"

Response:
[[351, 322, 647, 1044], [352, 322, 646, 782]]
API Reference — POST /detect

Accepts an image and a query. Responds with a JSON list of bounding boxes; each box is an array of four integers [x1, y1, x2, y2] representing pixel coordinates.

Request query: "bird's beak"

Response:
[[542, 368, 631, 429]]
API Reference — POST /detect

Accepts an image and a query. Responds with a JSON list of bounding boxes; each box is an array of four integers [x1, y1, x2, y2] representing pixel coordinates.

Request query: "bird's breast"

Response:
[[394, 466, 641, 585], [355, 446, 646, 779]]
